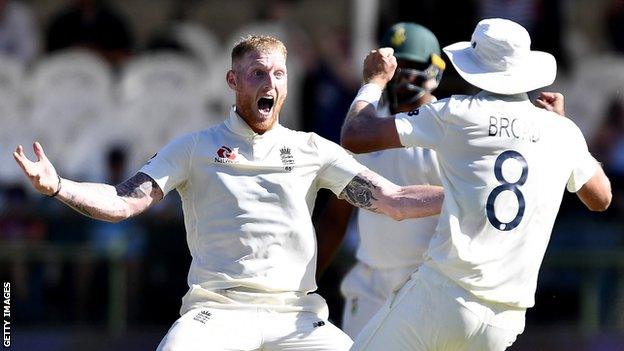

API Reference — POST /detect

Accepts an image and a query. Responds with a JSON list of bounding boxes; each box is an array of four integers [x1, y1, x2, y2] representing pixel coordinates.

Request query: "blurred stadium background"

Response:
[[1, 0, 624, 350]]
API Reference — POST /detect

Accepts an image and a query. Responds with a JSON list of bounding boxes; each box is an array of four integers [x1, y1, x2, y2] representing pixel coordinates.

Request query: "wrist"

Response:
[[353, 83, 383, 109], [48, 174, 62, 197], [364, 77, 388, 90]]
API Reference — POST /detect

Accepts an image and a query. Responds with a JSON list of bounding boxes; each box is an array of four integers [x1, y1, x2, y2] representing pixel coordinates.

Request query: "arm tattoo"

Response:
[[339, 175, 379, 211], [66, 196, 94, 217], [61, 188, 105, 219], [115, 172, 159, 199], [55, 172, 161, 222]]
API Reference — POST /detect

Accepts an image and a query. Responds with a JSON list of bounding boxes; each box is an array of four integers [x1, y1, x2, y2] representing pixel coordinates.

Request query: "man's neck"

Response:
[[234, 108, 278, 135]]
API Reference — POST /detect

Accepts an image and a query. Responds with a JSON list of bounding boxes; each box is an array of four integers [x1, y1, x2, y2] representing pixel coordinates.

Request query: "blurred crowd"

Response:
[[1, 0, 624, 340]]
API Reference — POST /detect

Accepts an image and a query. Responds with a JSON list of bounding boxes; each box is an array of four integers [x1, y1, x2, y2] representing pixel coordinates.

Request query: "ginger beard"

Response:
[[228, 50, 288, 134]]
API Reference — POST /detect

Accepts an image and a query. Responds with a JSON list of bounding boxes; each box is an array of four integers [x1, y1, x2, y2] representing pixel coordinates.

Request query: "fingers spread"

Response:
[[13, 144, 37, 175], [33, 141, 46, 161], [13, 149, 21, 163], [13, 145, 25, 162], [13, 150, 29, 174]]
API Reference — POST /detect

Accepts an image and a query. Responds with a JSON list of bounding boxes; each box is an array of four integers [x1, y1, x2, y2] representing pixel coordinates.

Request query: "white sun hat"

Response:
[[443, 18, 556, 95]]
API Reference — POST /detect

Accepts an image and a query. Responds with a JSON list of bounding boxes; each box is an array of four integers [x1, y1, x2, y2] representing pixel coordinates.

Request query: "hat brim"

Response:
[[443, 41, 557, 95]]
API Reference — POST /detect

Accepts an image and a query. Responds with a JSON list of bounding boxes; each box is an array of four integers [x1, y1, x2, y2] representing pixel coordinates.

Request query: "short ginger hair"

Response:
[[231, 35, 288, 68]]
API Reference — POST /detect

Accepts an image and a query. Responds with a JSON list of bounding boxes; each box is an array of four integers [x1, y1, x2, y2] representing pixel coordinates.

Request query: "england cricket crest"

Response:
[[280, 146, 295, 172]]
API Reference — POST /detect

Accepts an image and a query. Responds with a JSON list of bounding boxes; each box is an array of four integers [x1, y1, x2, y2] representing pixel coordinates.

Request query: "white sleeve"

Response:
[[139, 133, 196, 195], [394, 99, 448, 149], [566, 124, 599, 193], [313, 134, 368, 195]]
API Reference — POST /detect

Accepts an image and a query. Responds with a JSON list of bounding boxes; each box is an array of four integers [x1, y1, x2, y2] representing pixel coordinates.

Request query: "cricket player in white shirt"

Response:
[[13, 35, 444, 351], [341, 19, 612, 350], [315, 22, 446, 339]]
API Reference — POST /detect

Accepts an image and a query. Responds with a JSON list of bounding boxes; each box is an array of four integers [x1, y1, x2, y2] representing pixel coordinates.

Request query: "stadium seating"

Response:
[[27, 49, 115, 179], [0, 55, 26, 183], [118, 52, 218, 169]]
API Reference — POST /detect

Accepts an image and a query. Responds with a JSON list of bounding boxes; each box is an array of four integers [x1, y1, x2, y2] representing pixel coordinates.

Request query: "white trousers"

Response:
[[341, 262, 419, 339], [157, 306, 353, 351], [351, 266, 526, 351]]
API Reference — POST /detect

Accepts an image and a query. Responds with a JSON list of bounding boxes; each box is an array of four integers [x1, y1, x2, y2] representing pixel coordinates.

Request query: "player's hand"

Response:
[[363, 47, 397, 89], [534, 92, 565, 116], [13, 142, 60, 196]]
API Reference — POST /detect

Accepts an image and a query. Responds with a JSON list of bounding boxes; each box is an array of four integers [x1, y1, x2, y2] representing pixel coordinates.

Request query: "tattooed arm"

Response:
[[14, 142, 163, 222], [55, 172, 163, 222], [339, 170, 444, 220]]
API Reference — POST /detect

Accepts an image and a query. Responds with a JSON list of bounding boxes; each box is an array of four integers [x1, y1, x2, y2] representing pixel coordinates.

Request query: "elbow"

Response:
[[106, 215, 126, 224], [578, 172, 613, 212], [107, 209, 133, 223], [591, 180, 613, 212], [388, 206, 406, 221], [392, 212, 407, 221], [590, 192, 612, 212]]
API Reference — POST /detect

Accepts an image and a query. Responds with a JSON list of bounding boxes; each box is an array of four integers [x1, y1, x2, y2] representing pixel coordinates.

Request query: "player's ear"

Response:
[[226, 70, 237, 90]]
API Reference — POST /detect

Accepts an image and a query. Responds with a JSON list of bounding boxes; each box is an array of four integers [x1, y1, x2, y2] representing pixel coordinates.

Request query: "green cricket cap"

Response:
[[380, 22, 441, 63]]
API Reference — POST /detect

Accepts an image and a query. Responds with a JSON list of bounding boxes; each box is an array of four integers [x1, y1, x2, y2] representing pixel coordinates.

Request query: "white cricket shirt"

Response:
[[140, 107, 366, 314], [395, 91, 598, 308], [355, 105, 442, 268]]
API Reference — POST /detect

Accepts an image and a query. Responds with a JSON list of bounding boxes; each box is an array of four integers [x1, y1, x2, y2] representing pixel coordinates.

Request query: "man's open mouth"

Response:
[[257, 96, 275, 114]]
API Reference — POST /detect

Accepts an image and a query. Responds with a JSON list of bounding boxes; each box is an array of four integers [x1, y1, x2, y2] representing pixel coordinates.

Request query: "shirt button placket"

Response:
[[251, 135, 262, 161]]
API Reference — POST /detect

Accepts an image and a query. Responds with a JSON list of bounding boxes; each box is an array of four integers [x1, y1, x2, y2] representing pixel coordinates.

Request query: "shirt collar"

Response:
[[224, 106, 283, 137]]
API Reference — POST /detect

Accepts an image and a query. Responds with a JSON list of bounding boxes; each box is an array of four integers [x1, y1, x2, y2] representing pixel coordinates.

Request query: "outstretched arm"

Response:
[[339, 170, 443, 221], [341, 48, 403, 154], [14, 142, 163, 222]]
